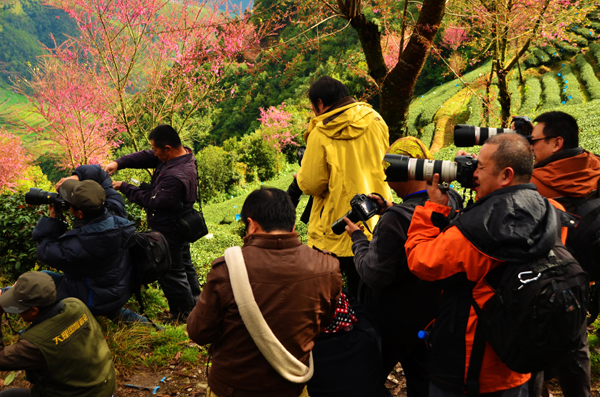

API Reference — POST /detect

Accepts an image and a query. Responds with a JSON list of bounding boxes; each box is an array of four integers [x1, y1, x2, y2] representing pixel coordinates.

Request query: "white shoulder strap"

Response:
[[224, 246, 313, 383]]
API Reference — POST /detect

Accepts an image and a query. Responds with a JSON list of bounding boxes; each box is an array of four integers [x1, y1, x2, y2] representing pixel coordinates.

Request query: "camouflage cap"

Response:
[[59, 179, 105, 212], [0, 272, 57, 314]]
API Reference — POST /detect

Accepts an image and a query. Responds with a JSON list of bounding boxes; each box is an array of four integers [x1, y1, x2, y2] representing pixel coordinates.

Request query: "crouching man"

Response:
[[0, 272, 116, 397], [187, 188, 342, 397]]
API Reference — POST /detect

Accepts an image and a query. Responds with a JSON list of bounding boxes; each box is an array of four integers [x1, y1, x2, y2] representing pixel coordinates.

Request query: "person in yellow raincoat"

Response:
[[297, 76, 392, 298]]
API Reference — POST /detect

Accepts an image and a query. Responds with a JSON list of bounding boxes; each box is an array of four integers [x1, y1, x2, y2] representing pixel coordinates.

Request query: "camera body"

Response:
[[25, 188, 70, 211], [454, 116, 533, 147], [331, 194, 381, 235], [384, 154, 478, 188], [286, 146, 308, 208]]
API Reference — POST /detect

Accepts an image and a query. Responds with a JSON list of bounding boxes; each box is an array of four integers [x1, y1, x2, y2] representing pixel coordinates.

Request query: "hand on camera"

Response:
[[427, 174, 450, 207], [367, 194, 392, 215], [343, 217, 364, 237], [48, 204, 59, 219], [456, 150, 477, 158], [103, 161, 119, 176], [55, 175, 79, 192]]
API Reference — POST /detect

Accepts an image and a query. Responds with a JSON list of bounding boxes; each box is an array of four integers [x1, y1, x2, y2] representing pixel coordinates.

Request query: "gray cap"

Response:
[[59, 179, 105, 212], [0, 272, 57, 314]]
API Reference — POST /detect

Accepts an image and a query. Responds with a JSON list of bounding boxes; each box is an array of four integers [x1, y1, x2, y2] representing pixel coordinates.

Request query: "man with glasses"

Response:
[[527, 111, 600, 397]]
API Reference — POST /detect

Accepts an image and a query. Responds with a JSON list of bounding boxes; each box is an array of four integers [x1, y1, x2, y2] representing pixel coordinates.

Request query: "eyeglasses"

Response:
[[525, 135, 559, 145]]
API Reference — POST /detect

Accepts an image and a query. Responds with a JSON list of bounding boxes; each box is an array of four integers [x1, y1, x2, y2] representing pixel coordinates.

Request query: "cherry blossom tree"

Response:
[[447, 0, 599, 126], [258, 103, 298, 153], [15, 0, 275, 168], [0, 129, 32, 193]]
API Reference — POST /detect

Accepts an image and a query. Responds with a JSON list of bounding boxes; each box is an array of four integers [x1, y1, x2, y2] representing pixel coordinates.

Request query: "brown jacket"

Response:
[[187, 232, 342, 397], [532, 148, 600, 205]]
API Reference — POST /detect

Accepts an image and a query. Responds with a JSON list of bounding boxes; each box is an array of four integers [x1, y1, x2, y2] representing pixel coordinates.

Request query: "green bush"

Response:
[[519, 77, 541, 116], [197, 145, 243, 204], [555, 41, 580, 54], [524, 53, 541, 68], [573, 27, 596, 39], [567, 33, 588, 47], [589, 22, 600, 32], [557, 65, 583, 105], [466, 91, 483, 126], [0, 195, 45, 278], [589, 42, 600, 65], [238, 132, 280, 182], [508, 74, 522, 113], [541, 74, 561, 110], [420, 123, 435, 148], [574, 54, 600, 100], [541, 45, 562, 61], [532, 47, 551, 65]]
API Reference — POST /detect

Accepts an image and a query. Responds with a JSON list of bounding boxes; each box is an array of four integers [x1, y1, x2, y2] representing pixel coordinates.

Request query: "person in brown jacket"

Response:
[[187, 187, 342, 397], [527, 111, 598, 397]]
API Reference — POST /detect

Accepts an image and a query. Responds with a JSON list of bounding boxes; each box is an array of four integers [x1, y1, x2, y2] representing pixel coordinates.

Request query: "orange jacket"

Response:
[[406, 185, 563, 393], [532, 148, 600, 200]]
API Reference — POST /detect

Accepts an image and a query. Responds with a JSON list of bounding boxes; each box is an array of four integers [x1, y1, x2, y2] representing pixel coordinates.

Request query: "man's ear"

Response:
[[553, 136, 564, 153], [246, 218, 262, 235], [502, 167, 515, 186]]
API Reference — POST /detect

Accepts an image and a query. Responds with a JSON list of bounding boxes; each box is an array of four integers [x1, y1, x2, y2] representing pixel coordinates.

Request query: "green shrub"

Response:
[[524, 53, 541, 68], [541, 74, 561, 110], [567, 32, 588, 47], [466, 91, 483, 126], [573, 27, 596, 39], [420, 123, 435, 148], [508, 74, 522, 113], [541, 45, 562, 61], [589, 22, 600, 32], [238, 132, 279, 182], [589, 42, 600, 65], [197, 145, 243, 204], [532, 47, 551, 65], [0, 195, 45, 278], [574, 54, 600, 100], [555, 41, 580, 54], [519, 77, 541, 116], [557, 65, 583, 105]]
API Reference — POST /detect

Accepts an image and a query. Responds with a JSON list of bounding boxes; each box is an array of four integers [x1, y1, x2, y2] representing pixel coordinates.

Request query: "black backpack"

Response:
[[129, 231, 172, 315], [563, 187, 600, 281], [465, 241, 588, 395]]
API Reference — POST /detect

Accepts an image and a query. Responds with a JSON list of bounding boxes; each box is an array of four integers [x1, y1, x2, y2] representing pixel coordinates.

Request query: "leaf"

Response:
[[4, 371, 16, 386]]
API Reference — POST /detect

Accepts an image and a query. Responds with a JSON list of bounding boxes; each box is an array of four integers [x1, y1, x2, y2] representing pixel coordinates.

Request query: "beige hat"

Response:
[[0, 272, 57, 314]]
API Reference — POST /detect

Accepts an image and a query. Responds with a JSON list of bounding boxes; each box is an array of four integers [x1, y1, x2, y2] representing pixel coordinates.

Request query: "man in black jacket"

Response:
[[33, 171, 145, 323], [105, 125, 200, 320], [343, 137, 463, 397]]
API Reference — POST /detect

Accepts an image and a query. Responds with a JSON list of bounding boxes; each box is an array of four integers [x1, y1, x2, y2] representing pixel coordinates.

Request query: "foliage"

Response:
[[196, 145, 243, 204], [541, 74, 561, 110], [466, 91, 484, 126], [541, 45, 562, 60], [532, 47, 552, 65], [507, 74, 521, 113], [258, 103, 299, 153], [0, 128, 31, 192], [519, 77, 542, 116], [0, 195, 44, 278], [589, 42, 600, 64], [555, 40, 581, 54], [557, 65, 583, 105], [574, 54, 600, 100], [237, 131, 280, 181]]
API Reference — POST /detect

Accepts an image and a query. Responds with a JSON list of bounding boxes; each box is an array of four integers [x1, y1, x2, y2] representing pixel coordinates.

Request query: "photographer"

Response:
[[343, 137, 463, 397], [104, 125, 200, 321], [32, 177, 145, 323], [296, 76, 392, 298], [0, 272, 116, 397]]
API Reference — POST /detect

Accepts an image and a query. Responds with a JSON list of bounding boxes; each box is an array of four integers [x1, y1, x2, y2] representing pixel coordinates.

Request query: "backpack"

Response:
[[129, 231, 172, 315], [562, 187, 600, 281], [465, 241, 588, 395]]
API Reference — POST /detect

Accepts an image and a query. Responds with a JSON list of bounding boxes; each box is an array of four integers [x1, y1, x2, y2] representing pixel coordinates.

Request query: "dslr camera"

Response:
[[454, 116, 533, 147], [286, 146, 307, 208], [25, 188, 70, 211], [331, 194, 381, 235], [384, 154, 478, 188]]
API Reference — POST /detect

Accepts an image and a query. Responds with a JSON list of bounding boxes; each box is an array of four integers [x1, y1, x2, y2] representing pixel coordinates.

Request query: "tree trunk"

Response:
[[345, 0, 446, 143], [497, 67, 511, 127]]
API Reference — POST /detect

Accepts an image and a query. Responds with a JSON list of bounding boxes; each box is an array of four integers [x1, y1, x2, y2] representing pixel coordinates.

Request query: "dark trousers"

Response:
[[528, 323, 591, 397], [430, 382, 528, 397], [338, 256, 361, 299], [159, 234, 201, 319], [0, 389, 31, 397]]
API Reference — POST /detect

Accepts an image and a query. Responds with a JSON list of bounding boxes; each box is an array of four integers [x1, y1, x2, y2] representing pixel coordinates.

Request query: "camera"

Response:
[[383, 154, 478, 188], [331, 194, 381, 235], [454, 116, 533, 147], [286, 146, 307, 208], [25, 188, 70, 211]]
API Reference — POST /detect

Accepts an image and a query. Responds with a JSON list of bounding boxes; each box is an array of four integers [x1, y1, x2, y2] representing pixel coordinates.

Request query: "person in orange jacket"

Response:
[[405, 133, 564, 397]]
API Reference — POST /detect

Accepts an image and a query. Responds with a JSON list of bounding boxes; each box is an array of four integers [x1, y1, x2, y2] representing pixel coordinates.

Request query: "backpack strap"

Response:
[[224, 246, 314, 383], [465, 298, 486, 397]]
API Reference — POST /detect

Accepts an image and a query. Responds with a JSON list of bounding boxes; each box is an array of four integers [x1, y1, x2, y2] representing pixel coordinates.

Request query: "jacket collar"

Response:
[[534, 147, 585, 169], [463, 183, 537, 212], [243, 232, 302, 250], [164, 147, 194, 169]]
